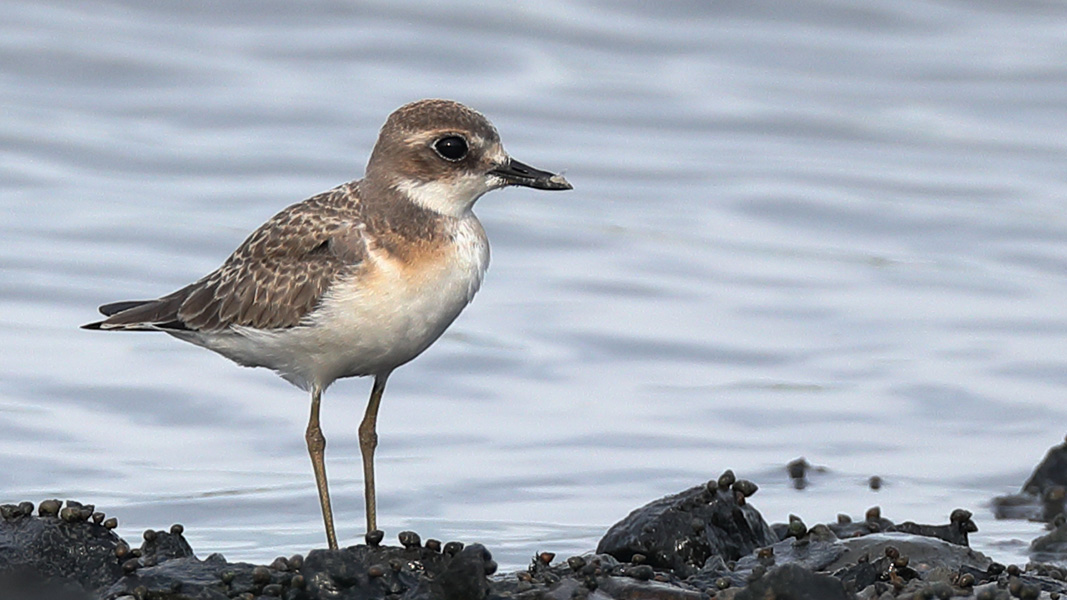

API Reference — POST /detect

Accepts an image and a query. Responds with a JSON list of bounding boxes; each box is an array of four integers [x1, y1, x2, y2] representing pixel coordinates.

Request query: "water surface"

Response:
[[2, 0, 1066, 570]]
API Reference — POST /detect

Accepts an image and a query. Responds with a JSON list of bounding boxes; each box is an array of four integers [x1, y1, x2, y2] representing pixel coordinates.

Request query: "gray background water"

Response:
[[2, 0, 1066, 569]]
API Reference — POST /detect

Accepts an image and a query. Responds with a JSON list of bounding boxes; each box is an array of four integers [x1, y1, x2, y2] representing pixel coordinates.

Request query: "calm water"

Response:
[[2, 0, 1067, 570]]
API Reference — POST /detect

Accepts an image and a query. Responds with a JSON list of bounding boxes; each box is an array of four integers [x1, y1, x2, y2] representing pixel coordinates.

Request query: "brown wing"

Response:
[[84, 185, 368, 332]]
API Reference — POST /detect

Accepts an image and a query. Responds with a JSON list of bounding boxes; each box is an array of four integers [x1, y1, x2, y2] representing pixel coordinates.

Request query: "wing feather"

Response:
[[83, 185, 368, 332]]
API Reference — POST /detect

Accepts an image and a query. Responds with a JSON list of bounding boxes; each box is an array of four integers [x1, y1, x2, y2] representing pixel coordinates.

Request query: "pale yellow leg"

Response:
[[306, 385, 338, 549], [359, 373, 390, 533]]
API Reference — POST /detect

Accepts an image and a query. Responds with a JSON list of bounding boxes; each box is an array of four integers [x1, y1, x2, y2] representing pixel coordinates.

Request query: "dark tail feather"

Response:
[[99, 299, 154, 316], [83, 286, 193, 331]]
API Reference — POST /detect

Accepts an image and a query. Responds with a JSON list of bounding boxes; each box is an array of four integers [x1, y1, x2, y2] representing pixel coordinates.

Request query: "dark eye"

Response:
[[433, 136, 468, 161]]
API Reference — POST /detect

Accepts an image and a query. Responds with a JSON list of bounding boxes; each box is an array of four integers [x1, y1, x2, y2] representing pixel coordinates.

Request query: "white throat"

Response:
[[395, 175, 498, 218]]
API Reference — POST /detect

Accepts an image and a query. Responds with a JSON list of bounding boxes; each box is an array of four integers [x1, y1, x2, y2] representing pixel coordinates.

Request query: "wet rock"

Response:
[[1021, 562, 1067, 594], [297, 537, 496, 599], [1031, 519, 1067, 563], [0, 499, 124, 593], [995, 437, 1067, 523], [734, 563, 850, 600], [596, 471, 777, 576], [888, 508, 977, 546], [432, 543, 495, 599], [824, 505, 977, 548], [785, 457, 828, 491], [0, 571, 93, 600], [1045, 486, 1067, 523], [137, 526, 195, 567], [991, 491, 1042, 521], [787, 457, 811, 489], [1024, 437, 1067, 497], [598, 575, 703, 599], [828, 506, 894, 538], [830, 555, 883, 594], [104, 553, 234, 598], [823, 532, 992, 574], [3, 468, 1061, 599], [696, 520, 987, 596], [734, 530, 847, 574]]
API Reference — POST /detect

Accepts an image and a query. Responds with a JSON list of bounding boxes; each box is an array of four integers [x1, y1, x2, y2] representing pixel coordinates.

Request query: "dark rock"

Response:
[[691, 525, 850, 593], [831, 556, 882, 593], [1024, 437, 1067, 497], [598, 575, 703, 599], [735, 563, 850, 599], [786, 458, 829, 491], [735, 531, 847, 574], [690, 554, 746, 591], [0, 470, 1052, 600], [826, 505, 979, 549], [993, 490, 1043, 521], [137, 526, 195, 567], [0, 499, 124, 593], [787, 457, 810, 490], [297, 537, 495, 599], [596, 474, 777, 576], [823, 532, 991, 574], [432, 543, 494, 599], [0, 571, 93, 600], [825, 505, 977, 547], [828, 506, 893, 538], [1021, 562, 1067, 594], [996, 438, 1067, 524], [1031, 519, 1067, 562], [888, 512, 977, 546], [770, 521, 789, 541], [104, 553, 233, 598]]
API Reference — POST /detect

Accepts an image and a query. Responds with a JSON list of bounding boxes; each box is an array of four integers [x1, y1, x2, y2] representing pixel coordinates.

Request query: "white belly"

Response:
[[184, 216, 490, 391]]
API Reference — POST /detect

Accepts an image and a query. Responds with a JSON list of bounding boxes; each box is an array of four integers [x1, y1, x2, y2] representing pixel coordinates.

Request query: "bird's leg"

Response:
[[359, 373, 389, 533], [306, 385, 338, 550]]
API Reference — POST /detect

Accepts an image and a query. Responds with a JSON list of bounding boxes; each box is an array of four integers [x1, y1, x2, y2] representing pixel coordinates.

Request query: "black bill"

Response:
[[491, 158, 572, 190]]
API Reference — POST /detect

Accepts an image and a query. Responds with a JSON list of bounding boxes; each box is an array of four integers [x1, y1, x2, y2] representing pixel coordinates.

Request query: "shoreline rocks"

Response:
[[5, 439, 1067, 599]]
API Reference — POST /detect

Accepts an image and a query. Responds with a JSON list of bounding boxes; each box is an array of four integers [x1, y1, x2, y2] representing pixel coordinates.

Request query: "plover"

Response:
[[83, 99, 572, 549]]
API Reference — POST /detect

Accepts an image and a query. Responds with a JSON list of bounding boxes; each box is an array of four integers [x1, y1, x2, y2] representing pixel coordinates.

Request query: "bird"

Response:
[[83, 99, 572, 549]]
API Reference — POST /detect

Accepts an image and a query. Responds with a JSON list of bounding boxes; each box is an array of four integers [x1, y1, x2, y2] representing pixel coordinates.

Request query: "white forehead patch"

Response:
[[485, 141, 508, 166]]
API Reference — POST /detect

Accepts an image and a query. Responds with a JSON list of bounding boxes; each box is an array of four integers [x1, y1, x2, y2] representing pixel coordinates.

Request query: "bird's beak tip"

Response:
[[491, 158, 573, 191], [546, 173, 573, 191]]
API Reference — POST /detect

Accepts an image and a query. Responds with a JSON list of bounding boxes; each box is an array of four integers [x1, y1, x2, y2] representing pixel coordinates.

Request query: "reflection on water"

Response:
[[2, 0, 1067, 570]]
